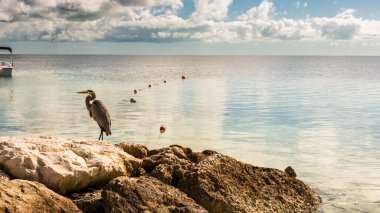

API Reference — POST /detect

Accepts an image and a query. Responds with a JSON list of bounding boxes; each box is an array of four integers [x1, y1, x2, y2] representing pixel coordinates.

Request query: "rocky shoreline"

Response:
[[0, 136, 321, 212]]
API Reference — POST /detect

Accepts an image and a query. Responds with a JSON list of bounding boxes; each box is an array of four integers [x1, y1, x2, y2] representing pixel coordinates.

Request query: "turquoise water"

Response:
[[1, 55, 380, 212]]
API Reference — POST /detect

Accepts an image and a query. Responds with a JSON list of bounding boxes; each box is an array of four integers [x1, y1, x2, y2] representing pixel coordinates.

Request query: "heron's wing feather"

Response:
[[90, 100, 111, 134]]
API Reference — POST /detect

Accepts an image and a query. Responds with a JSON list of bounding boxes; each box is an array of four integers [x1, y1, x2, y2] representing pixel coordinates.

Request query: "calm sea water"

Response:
[[1, 55, 380, 212]]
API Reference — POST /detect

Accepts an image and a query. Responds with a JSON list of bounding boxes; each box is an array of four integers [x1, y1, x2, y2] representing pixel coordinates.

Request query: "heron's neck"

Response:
[[85, 94, 96, 111]]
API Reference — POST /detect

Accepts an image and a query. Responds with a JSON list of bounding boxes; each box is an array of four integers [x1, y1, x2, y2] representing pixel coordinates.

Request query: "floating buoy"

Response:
[[130, 98, 136, 103], [164, 80, 167, 84], [181, 75, 186, 80], [133, 89, 137, 94], [160, 124, 166, 133], [149, 84, 151, 88]]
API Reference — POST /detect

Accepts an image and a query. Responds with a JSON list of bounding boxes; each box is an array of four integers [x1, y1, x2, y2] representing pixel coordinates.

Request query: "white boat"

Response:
[[0, 47, 13, 77]]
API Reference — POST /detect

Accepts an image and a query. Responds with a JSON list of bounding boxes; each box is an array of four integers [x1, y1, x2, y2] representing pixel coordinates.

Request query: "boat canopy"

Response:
[[0, 47, 12, 53]]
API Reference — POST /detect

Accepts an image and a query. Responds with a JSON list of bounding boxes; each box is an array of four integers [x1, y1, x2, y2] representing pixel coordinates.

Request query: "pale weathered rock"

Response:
[[102, 176, 208, 213], [0, 179, 81, 213], [116, 142, 148, 159], [0, 169, 10, 181], [178, 154, 322, 213], [0, 136, 138, 194], [285, 166, 297, 178], [72, 190, 104, 213]]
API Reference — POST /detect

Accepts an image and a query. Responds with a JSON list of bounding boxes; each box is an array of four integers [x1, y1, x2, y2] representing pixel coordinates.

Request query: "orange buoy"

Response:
[[181, 75, 186, 80], [160, 125, 166, 133]]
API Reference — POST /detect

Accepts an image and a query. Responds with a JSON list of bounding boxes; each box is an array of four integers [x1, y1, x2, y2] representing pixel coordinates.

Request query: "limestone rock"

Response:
[[149, 164, 174, 185], [285, 166, 297, 178], [0, 179, 81, 213], [142, 149, 194, 174], [169, 145, 193, 156], [178, 154, 321, 213], [188, 150, 218, 163], [0, 136, 138, 194], [72, 190, 104, 213], [116, 142, 148, 159], [148, 145, 189, 160], [142, 146, 195, 187], [102, 176, 207, 213]]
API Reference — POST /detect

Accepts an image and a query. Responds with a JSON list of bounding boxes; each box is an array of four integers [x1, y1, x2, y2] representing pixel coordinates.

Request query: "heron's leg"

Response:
[[98, 129, 102, 141], [101, 131, 104, 140]]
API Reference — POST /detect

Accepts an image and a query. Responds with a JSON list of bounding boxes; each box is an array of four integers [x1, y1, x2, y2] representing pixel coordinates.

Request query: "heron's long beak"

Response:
[[77, 91, 89, 94]]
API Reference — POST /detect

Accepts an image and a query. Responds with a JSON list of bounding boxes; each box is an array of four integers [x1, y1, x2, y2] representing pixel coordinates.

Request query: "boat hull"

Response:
[[0, 67, 13, 77]]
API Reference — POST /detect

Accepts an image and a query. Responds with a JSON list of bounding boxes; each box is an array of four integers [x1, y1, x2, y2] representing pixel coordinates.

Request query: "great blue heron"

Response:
[[77, 90, 111, 140]]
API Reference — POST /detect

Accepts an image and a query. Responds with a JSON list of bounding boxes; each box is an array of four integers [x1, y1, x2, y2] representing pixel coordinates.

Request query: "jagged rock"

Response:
[[144, 146, 218, 186], [178, 154, 322, 213], [0, 179, 81, 213], [188, 150, 218, 163], [0, 137, 322, 212], [150, 164, 174, 185], [285, 166, 297, 178], [142, 150, 194, 174], [72, 190, 104, 213], [0, 169, 10, 181], [148, 145, 189, 160], [102, 176, 208, 213], [116, 142, 148, 159], [142, 146, 195, 187], [202, 150, 218, 155], [0, 137, 138, 194], [169, 145, 193, 156]]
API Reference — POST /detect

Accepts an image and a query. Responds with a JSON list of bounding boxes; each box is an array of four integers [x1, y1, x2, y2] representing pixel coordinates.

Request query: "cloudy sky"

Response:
[[0, 0, 380, 55]]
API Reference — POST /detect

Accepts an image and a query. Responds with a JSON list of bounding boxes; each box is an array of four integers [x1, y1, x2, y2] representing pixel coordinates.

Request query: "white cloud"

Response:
[[190, 0, 233, 22], [303, 2, 307, 8], [238, 0, 274, 21], [313, 9, 361, 40], [0, 0, 379, 44], [0, 0, 30, 22]]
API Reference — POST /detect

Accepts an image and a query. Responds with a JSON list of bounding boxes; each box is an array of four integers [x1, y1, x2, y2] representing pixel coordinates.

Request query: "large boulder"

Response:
[[178, 154, 322, 213], [102, 176, 207, 213], [0, 136, 139, 194], [0, 179, 81, 213]]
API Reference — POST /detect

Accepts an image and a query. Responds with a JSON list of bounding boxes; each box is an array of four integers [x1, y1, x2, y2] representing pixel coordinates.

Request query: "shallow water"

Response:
[[1, 55, 380, 211]]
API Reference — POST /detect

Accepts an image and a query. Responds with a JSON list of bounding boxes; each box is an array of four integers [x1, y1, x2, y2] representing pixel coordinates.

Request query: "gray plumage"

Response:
[[78, 90, 111, 140]]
